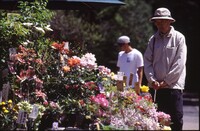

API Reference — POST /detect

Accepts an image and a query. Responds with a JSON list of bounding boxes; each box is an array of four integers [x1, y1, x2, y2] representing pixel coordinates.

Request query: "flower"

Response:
[[34, 26, 45, 34], [0, 100, 18, 130], [17, 101, 33, 113], [140, 85, 150, 93], [44, 25, 53, 32], [162, 125, 171, 130], [22, 22, 33, 27], [157, 111, 171, 126], [97, 89, 172, 130]]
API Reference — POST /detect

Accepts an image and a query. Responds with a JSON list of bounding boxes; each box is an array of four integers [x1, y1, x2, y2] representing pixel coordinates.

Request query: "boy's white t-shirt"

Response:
[[117, 49, 144, 88]]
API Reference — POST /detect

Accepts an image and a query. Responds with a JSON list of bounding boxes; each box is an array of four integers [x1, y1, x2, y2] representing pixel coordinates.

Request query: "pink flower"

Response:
[[90, 94, 109, 108], [157, 111, 171, 126], [49, 101, 59, 109], [99, 97, 109, 107], [43, 101, 48, 106], [84, 81, 97, 90], [35, 89, 46, 100], [35, 77, 43, 89], [98, 65, 111, 76]]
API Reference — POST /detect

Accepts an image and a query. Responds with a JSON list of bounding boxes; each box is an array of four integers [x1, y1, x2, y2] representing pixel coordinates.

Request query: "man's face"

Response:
[[154, 19, 172, 33], [118, 43, 126, 51]]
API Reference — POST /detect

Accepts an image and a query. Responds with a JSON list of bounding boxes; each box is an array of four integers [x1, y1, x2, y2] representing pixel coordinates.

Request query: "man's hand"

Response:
[[152, 80, 168, 90], [152, 81, 160, 90], [159, 81, 168, 88]]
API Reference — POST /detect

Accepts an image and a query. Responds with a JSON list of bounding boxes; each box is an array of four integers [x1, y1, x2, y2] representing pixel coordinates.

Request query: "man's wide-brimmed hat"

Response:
[[150, 7, 175, 22]]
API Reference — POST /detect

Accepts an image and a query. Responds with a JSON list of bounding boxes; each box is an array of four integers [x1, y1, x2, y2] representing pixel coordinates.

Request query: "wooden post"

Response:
[[117, 80, 124, 91], [134, 82, 140, 95], [129, 73, 133, 86]]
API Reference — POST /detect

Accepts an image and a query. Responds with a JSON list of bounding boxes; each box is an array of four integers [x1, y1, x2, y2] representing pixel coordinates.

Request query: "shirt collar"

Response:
[[155, 26, 174, 38]]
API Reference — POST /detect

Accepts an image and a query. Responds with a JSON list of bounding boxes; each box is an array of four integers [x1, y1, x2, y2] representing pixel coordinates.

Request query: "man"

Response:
[[117, 35, 144, 94], [144, 7, 187, 130]]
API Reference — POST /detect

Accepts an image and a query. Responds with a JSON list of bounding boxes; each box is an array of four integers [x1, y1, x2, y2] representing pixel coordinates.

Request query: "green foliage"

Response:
[[0, 0, 54, 69], [50, 0, 154, 72], [18, 0, 53, 27]]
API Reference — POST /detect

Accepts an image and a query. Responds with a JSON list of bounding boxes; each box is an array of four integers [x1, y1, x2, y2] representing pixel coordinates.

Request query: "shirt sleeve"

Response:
[[136, 51, 144, 67], [144, 36, 157, 84], [117, 52, 122, 68]]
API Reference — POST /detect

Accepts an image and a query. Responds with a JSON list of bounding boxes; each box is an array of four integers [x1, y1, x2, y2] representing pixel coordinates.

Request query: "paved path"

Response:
[[183, 92, 199, 130], [183, 105, 199, 130]]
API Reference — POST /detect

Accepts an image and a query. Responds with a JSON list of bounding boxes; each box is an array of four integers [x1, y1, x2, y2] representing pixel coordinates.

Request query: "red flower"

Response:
[[67, 58, 80, 67]]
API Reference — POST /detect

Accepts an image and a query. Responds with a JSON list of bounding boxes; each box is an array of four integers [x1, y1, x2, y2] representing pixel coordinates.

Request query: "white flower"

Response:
[[34, 26, 45, 34], [80, 53, 97, 69], [23, 22, 33, 27], [22, 42, 28, 46], [44, 25, 53, 32], [21, 40, 34, 46]]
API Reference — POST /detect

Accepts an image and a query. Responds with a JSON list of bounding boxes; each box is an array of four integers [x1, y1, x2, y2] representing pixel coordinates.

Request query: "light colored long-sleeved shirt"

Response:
[[144, 26, 187, 90]]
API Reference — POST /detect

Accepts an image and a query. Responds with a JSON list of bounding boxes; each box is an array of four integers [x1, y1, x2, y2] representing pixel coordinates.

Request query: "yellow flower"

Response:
[[8, 100, 12, 104], [102, 77, 108, 81], [3, 109, 9, 113], [110, 72, 116, 80], [110, 72, 115, 76], [2, 107, 6, 110], [13, 108, 17, 112], [162, 126, 171, 130], [0, 101, 6, 106], [140, 85, 149, 93]]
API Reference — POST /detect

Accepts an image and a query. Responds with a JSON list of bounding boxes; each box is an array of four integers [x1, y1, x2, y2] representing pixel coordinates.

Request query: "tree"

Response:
[[50, 0, 154, 73]]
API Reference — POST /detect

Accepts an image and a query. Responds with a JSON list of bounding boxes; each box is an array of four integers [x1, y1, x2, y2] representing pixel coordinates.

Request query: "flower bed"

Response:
[[1, 41, 171, 130]]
